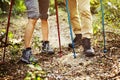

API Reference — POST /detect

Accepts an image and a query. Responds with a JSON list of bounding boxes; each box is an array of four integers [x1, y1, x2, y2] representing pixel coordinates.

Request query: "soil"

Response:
[[0, 12, 120, 80]]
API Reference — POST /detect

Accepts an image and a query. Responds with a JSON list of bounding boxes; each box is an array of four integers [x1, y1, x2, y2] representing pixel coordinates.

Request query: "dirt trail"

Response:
[[0, 13, 120, 80]]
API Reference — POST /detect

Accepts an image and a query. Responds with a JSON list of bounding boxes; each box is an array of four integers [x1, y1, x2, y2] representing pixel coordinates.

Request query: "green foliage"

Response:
[[9, 39, 22, 55], [33, 36, 41, 49], [24, 64, 47, 80], [0, 29, 22, 60], [13, 0, 26, 15], [49, 0, 55, 15], [0, 0, 26, 15], [91, 0, 120, 34], [8, 33, 22, 60], [104, 0, 120, 28], [8, 31, 13, 39]]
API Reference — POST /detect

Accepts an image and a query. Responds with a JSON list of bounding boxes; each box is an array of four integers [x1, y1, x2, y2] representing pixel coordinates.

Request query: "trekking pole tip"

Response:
[[74, 56, 76, 58], [103, 47, 107, 53], [104, 49, 107, 53], [58, 51, 63, 57], [73, 53, 77, 58]]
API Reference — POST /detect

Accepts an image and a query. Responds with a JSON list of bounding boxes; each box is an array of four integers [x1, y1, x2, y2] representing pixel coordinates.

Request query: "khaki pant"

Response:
[[64, 0, 93, 38]]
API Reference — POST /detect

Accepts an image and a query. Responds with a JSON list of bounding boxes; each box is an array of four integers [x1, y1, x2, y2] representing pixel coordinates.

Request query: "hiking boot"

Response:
[[41, 41, 54, 54], [82, 38, 95, 57], [68, 34, 82, 48], [21, 47, 38, 64]]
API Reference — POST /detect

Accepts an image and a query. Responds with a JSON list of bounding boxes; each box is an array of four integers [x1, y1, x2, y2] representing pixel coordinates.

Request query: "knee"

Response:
[[80, 10, 92, 19], [41, 19, 48, 24], [40, 14, 48, 20], [28, 19, 37, 25]]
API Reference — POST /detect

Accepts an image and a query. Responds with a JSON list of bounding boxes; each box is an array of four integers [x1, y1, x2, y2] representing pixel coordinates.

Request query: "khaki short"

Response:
[[25, 0, 49, 19]]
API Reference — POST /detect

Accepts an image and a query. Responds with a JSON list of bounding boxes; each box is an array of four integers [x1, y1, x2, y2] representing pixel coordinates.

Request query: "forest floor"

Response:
[[0, 12, 120, 80]]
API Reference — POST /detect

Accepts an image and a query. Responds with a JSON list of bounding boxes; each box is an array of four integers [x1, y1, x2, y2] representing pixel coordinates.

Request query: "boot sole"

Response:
[[21, 58, 30, 64], [84, 52, 95, 57]]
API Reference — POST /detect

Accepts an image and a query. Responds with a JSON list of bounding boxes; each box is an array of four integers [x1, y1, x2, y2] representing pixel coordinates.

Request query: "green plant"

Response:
[[0, 0, 26, 15], [91, 0, 120, 35], [13, 0, 26, 15], [0, 29, 22, 60], [24, 64, 47, 80]]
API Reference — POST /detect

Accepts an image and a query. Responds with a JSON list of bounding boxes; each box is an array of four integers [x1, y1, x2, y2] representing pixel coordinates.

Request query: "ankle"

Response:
[[82, 38, 91, 49], [75, 34, 82, 37], [25, 47, 31, 50], [42, 41, 49, 43]]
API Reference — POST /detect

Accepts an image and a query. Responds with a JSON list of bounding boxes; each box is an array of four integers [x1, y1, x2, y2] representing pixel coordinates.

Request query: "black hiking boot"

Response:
[[21, 47, 38, 64], [68, 34, 82, 48], [41, 41, 54, 54], [82, 38, 95, 57]]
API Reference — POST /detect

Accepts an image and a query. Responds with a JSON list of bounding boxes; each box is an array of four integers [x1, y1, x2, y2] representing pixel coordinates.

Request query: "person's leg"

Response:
[[41, 19, 48, 41], [78, 0, 94, 56], [25, 19, 37, 48], [39, 0, 54, 54], [64, 0, 82, 48], [78, 0, 93, 38], [65, 0, 81, 34], [21, 0, 39, 63]]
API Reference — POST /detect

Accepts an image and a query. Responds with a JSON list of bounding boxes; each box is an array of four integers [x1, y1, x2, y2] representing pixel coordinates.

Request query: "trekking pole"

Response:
[[3, 0, 14, 62], [100, 0, 107, 53], [65, 0, 76, 58], [55, 0, 62, 56]]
